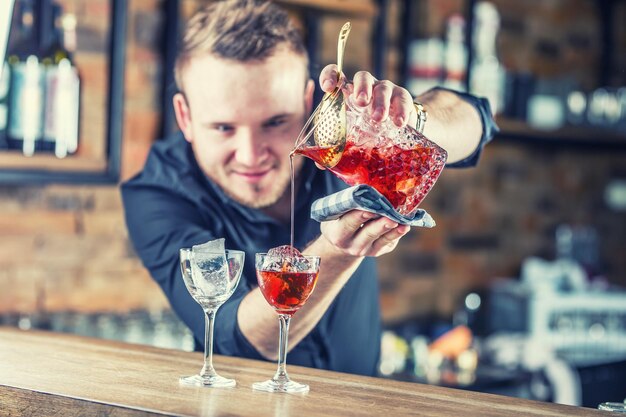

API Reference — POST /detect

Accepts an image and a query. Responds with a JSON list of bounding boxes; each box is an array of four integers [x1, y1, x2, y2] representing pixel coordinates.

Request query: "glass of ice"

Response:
[[252, 247, 320, 393], [179, 247, 244, 387]]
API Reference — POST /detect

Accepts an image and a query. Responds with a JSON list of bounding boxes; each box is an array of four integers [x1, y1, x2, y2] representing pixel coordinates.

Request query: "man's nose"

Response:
[[234, 131, 267, 166]]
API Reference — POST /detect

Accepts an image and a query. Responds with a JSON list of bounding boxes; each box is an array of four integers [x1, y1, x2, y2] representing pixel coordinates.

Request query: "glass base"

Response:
[[179, 374, 236, 388], [252, 378, 309, 393]]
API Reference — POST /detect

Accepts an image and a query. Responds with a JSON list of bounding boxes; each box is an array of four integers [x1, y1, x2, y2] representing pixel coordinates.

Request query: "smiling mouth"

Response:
[[234, 169, 272, 183]]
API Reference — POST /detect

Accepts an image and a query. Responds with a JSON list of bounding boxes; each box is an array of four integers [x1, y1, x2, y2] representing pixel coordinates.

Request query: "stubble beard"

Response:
[[197, 146, 304, 210], [220, 166, 291, 209]]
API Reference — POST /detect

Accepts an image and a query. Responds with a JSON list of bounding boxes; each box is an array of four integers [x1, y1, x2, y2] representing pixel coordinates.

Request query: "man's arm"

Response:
[[122, 173, 405, 361], [121, 183, 263, 358], [239, 66, 494, 360], [238, 211, 409, 360], [418, 88, 483, 164]]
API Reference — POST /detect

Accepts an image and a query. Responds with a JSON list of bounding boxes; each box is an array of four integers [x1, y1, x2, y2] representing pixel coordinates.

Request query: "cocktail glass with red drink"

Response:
[[252, 248, 321, 393]]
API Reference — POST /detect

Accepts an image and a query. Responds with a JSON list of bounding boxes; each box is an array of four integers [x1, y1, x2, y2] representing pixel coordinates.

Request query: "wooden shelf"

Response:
[[276, 0, 378, 17], [0, 0, 126, 184], [0, 151, 107, 172], [495, 117, 626, 150]]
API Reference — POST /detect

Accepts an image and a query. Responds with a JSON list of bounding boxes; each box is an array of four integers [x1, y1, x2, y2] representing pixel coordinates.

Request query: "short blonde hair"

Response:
[[174, 0, 308, 91]]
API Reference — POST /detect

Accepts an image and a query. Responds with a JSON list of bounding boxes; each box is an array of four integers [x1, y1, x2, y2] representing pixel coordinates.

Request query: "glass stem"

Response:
[[273, 314, 292, 382], [200, 309, 217, 378]]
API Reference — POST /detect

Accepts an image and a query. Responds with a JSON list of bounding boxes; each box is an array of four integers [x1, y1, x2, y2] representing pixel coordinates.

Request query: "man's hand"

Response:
[[319, 65, 417, 128], [319, 64, 487, 164], [241, 209, 408, 361], [319, 210, 410, 257]]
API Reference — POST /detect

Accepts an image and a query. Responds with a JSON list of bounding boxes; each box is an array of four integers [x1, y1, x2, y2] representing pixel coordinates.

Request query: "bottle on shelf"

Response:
[[469, 1, 506, 115], [442, 13, 467, 92], [407, 38, 444, 96], [0, 0, 12, 150], [6, 0, 45, 156], [21, 55, 44, 157], [0, 62, 10, 149], [42, 5, 80, 158], [6, 0, 80, 158]]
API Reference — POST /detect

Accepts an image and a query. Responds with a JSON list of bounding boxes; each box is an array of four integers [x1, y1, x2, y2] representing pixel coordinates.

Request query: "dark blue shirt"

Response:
[[121, 133, 382, 375], [121, 91, 496, 376]]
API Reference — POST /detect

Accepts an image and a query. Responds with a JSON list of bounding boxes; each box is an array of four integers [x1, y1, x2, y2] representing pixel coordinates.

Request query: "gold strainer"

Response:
[[292, 22, 351, 168]]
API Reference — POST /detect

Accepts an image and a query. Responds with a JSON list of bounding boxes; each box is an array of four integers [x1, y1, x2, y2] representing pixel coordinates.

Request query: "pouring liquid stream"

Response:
[[289, 153, 295, 248], [288, 22, 351, 249], [286, 22, 448, 245]]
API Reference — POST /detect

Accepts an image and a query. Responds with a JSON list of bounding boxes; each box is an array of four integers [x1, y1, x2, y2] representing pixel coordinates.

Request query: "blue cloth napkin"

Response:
[[310, 184, 435, 228]]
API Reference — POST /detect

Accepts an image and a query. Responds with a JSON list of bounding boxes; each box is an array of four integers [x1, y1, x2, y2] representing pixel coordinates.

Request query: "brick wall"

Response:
[[378, 143, 626, 323], [1, 0, 625, 327], [0, 0, 168, 315], [0, 185, 169, 314]]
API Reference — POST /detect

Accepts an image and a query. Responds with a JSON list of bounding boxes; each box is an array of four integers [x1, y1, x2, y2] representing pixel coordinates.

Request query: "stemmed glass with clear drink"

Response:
[[253, 250, 321, 393], [179, 247, 244, 387]]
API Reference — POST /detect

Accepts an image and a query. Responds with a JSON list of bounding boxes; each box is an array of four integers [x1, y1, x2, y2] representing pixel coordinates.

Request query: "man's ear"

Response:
[[304, 79, 315, 115], [173, 92, 194, 143]]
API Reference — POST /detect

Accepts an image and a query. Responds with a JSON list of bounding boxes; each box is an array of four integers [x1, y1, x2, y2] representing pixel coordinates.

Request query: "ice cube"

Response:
[[265, 245, 310, 272], [192, 255, 230, 297], [267, 244, 302, 259], [192, 238, 225, 254], [192, 238, 229, 296]]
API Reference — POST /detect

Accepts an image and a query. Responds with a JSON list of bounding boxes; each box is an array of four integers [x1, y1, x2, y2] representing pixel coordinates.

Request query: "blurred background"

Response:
[[0, 0, 625, 410]]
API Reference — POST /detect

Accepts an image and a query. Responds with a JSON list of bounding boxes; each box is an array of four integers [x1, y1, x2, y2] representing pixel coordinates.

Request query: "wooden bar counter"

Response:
[[0, 327, 609, 416]]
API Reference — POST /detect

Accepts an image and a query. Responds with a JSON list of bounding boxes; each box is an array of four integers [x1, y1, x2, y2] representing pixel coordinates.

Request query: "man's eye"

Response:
[[264, 118, 286, 128], [214, 125, 234, 133]]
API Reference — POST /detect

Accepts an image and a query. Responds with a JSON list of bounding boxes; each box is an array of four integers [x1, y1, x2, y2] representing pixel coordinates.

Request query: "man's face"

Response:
[[174, 48, 313, 209]]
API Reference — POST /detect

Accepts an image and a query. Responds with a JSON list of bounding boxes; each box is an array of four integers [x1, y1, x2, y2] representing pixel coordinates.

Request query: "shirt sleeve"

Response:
[[120, 183, 265, 360], [432, 87, 500, 168]]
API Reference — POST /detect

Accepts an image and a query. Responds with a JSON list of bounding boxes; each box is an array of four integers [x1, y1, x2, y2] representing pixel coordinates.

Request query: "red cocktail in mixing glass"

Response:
[[293, 80, 447, 217]]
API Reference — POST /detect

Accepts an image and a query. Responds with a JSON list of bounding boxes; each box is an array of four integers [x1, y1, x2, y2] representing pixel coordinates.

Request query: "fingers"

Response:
[[389, 89, 415, 127], [350, 217, 398, 254], [319, 64, 339, 93], [371, 81, 415, 127], [326, 211, 378, 248], [370, 80, 394, 123], [321, 67, 416, 127], [368, 224, 411, 255], [351, 71, 416, 127], [351, 219, 410, 257], [353, 71, 376, 107], [320, 210, 411, 257]]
